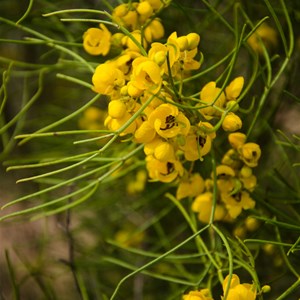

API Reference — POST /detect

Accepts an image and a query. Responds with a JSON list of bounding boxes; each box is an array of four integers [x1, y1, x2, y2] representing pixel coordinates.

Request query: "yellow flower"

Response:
[[144, 18, 165, 42], [247, 22, 278, 55], [142, 0, 164, 11], [221, 191, 255, 219], [137, 1, 153, 22], [104, 112, 137, 136], [239, 167, 257, 191], [134, 120, 157, 143], [148, 40, 180, 75], [179, 48, 201, 71], [182, 288, 214, 300], [222, 112, 242, 132], [228, 132, 247, 149], [176, 173, 205, 200], [238, 143, 261, 167], [92, 63, 125, 97], [129, 56, 162, 95], [148, 103, 190, 139], [186, 33, 201, 50], [222, 274, 256, 300], [192, 192, 226, 223], [153, 141, 176, 162], [108, 100, 127, 119], [114, 50, 141, 80], [199, 81, 226, 119], [112, 3, 139, 30], [221, 149, 242, 169], [181, 123, 215, 161], [225, 77, 244, 100], [83, 24, 111, 56], [122, 30, 147, 52], [146, 155, 184, 183]]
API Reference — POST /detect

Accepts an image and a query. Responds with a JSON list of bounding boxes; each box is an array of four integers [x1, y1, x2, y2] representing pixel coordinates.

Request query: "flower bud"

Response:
[[222, 112, 242, 132], [176, 36, 189, 51], [226, 100, 239, 112], [108, 100, 127, 119], [186, 33, 200, 49], [228, 132, 246, 149]]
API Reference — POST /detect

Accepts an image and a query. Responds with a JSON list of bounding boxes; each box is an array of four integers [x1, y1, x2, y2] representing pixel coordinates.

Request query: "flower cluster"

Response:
[[82, 0, 261, 224], [190, 132, 261, 223]]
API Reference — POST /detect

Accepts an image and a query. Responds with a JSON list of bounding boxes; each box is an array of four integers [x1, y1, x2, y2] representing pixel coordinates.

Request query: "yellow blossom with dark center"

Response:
[[221, 191, 255, 219], [148, 103, 190, 139], [181, 122, 215, 161], [146, 155, 184, 183], [238, 143, 261, 167], [222, 274, 256, 300]]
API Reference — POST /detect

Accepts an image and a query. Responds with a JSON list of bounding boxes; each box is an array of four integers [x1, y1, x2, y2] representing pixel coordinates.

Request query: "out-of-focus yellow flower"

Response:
[[146, 154, 184, 182], [176, 173, 205, 200], [238, 143, 261, 167], [222, 112, 242, 132], [115, 227, 145, 247], [92, 63, 125, 97], [222, 274, 256, 300], [182, 288, 214, 300], [127, 169, 147, 194], [78, 106, 107, 130], [245, 216, 260, 232], [192, 192, 226, 223], [83, 24, 111, 56], [148, 103, 190, 139], [199, 81, 226, 119], [247, 22, 278, 55], [225, 76, 244, 101]]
